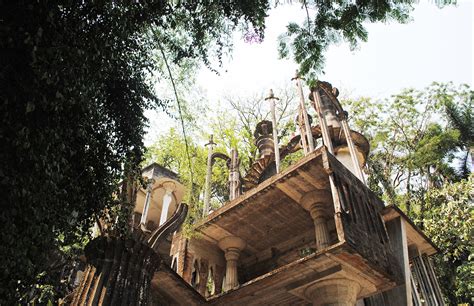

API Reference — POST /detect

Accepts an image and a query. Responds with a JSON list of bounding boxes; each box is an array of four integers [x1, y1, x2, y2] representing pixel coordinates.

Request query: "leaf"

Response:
[[26, 102, 35, 113]]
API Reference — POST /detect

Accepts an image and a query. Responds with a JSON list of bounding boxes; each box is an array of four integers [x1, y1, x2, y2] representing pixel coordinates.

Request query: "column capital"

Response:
[[300, 189, 331, 215], [304, 278, 360, 306], [218, 236, 246, 253], [162, 181, 176, 194], [218, 236, 246, 291], [224, 248, 241, 262]]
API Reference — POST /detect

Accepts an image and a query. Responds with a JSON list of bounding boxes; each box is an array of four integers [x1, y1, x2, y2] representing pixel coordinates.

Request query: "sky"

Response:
[[145, 1, 473, 144]]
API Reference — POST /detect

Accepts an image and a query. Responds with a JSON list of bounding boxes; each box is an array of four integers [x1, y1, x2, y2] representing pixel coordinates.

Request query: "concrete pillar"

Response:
[[197, 259, 209, 296], [304, 278, 360, 306], [218, 236, 246, 291], [301, 190, 332, 251], [214, 264, 225, 294], [140, 180, 154, 226], [159, 182, 175, 226], [385, 217, 412, 305]]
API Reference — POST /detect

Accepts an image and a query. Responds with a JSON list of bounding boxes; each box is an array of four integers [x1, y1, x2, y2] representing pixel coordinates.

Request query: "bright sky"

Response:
[[145, 1, 473, 144]]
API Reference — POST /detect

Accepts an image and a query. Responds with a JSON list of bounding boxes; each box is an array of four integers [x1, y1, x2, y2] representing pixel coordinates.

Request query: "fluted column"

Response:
[[218, 236, 246, 291], [301, 190, 332, 251], [309, 203, 330, 250], [224, 248, 240, 289]]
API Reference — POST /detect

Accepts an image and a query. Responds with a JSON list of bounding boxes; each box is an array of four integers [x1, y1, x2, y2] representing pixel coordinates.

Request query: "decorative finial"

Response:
[[291, 69, 306, 81], [265, 89, 279, 101], [205, 134, 216, 147]]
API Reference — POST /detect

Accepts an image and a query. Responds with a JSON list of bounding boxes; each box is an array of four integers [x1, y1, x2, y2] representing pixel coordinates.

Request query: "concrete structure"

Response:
[[71, 81, 444, 306], [154, 82, 444, 306]]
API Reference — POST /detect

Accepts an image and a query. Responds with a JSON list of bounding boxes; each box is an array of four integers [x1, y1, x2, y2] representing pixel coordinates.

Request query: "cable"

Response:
[[157, 41, 195, 203]]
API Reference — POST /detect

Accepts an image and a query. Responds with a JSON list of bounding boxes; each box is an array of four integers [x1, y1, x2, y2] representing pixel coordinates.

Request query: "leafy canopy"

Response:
[[0, 1, 268, 302], [278, 0, 414, 81], [343, 82, 472, 304]]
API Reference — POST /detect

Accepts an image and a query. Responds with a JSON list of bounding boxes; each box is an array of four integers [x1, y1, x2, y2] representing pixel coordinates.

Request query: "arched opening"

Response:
[[221, 270, 226, 292], [191, 260, 200, 289], [206, 266, 215, 297]]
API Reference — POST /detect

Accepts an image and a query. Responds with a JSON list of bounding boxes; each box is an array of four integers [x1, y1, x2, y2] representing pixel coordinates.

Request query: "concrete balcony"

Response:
[[160, 146, 403, 305]]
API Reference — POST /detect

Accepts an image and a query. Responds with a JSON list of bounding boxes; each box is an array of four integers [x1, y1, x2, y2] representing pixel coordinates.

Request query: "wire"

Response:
[[157, 41, 195, 203]]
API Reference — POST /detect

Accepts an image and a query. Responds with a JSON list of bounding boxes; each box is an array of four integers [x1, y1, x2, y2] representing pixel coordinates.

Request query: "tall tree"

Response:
[[343, 83, 472, 304], [413, 175, 473, 305], [441, 84, 474, 177], [343, 83, 462, 213], [215, 85, 298, 170], [0, 1, 268, 303], [1, 1, 446, 302], [145, 85, 298, 225]]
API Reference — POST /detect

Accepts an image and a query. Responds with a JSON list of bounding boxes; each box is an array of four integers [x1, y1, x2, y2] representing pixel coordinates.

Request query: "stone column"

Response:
[[197, 259, 209, 296], [213, 264, 225, 294], [159, 181, 175, 226], [218, 236, 246, 291], [139, 179, 154, 226], [304, 278, 360, 306], [301, 190, 332, 251]]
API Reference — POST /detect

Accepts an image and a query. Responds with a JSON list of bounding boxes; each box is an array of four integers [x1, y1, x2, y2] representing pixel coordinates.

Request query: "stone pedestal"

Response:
[[301, 190, 332, 251], [304, 278, 360, 306], [218, 236, 246, 291]]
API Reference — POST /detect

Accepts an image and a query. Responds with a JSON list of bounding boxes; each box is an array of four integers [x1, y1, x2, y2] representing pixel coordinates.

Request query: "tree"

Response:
[[343, 83, 472, 304], [413, 175, 473, 305], [441, 83, 473, 178], [213, 85, 298, 171], [278, 1, 414, 81], [1, 1, 448, 302], [145, 85, 299, 228], [0, 1, 268, 302], [343, 83, 462, 214], [144, 128, 212, 233]]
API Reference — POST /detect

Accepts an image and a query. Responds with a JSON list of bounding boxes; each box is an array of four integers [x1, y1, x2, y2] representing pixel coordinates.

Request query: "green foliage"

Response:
[[215, 86, 298, 169], [0, 1, 268, 303], [145, 86, 298, 229], [344, 83, 465, 209], [413, 176, 473, 305], [144, 128, 207, 201], [0, 0, 461, 303], [144, 126, 237, 238], [343, 83, 472, 304], [442, 83, 474, 178], [278, 1, 413, 81]]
